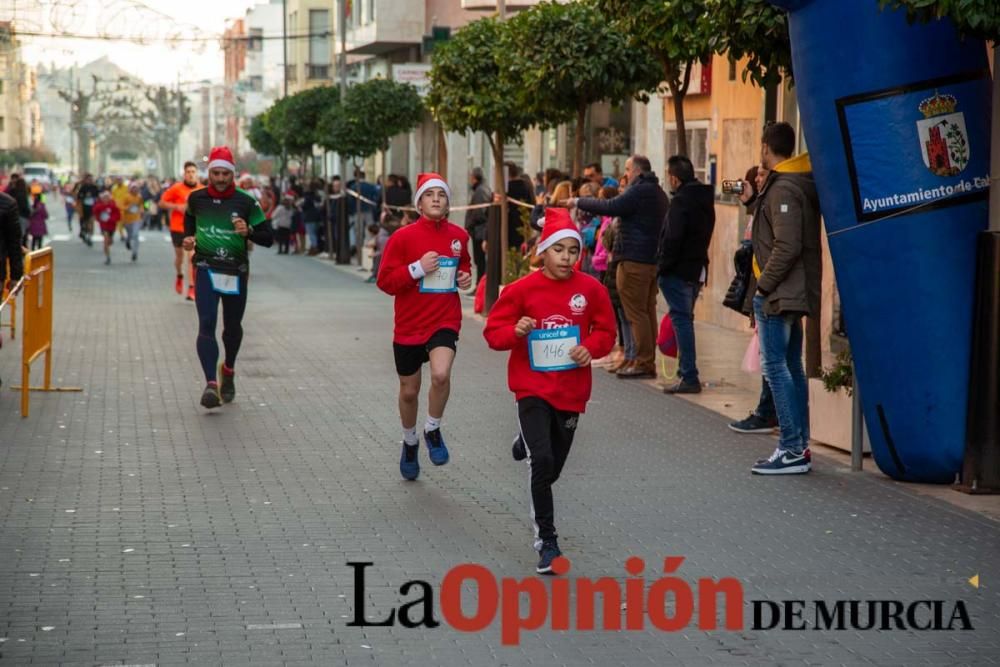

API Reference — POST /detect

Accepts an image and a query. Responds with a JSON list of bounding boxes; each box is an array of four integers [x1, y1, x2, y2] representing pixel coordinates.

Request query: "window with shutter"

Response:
[[664, 121, 710, 183]]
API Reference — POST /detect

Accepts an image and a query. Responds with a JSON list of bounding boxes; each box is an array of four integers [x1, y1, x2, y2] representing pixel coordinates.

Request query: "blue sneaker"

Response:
[[424, 428, 450, 466], [751, 447, 811, 475], [536, 538, 562, 574], [399, 442, 420, 481]]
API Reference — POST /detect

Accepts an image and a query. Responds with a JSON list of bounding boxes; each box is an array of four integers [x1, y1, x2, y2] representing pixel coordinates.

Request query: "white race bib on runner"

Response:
[[528, 326, 581, 372], [419, 257, 459, 293], [207, 270, 240, 295]]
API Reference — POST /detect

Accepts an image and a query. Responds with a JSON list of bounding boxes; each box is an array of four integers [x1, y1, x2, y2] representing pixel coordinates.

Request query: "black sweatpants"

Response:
[[517, 396, 578, 550]]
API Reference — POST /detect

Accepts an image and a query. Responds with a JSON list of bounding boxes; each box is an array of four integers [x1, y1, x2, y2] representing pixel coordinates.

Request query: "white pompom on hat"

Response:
[[413, 172, 451, 208], [535, 207, 582, 255]]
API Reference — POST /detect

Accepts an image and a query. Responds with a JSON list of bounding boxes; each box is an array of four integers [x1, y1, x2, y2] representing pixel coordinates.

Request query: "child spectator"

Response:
[[272, 196, 294, 254], [28, 195, 48, 251]]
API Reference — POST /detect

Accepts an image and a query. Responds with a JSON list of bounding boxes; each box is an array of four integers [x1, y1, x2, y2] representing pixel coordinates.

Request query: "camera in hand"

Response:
[[721, 180, 744, 195]]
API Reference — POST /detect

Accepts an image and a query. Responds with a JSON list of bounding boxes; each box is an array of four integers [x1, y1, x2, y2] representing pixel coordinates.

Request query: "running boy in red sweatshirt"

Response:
[[376, 173, 473, 481], [483, 208, 616, 574]]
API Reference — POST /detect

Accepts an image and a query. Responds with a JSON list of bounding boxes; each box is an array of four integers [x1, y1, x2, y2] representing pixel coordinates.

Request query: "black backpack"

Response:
[[723, 240, 754, 315]]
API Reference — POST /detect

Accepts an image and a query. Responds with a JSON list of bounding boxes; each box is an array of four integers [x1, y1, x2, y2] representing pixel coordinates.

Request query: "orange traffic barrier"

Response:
[[10, 248, 82, 417], [1, 259, 16, 339]]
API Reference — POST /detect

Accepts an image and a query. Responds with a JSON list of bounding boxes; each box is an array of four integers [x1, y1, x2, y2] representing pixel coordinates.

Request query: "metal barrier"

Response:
[[9, 248, 82, 417]]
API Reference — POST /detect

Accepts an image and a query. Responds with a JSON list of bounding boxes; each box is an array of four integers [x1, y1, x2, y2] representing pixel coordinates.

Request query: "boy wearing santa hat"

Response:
[[483, 207, 616, 574], [182, 146, 274, 409], [376, 173, 473, 481]]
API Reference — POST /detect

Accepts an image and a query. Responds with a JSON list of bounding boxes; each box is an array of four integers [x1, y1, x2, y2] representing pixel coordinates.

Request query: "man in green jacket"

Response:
[[750, 122, 822, 475]]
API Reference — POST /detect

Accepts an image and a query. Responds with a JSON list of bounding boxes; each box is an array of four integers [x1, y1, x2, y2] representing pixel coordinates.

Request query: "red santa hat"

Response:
[[207, 146, 236, 173], [536, 207, 582, 255], [413, 172, 451, 208]]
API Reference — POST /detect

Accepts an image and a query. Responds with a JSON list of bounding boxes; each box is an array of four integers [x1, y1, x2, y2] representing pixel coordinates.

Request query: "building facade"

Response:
[[0, 22, 41, 153]]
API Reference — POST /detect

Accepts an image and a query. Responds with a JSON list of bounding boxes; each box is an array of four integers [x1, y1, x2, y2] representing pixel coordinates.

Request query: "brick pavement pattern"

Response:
[[1, 227, 999, 666]]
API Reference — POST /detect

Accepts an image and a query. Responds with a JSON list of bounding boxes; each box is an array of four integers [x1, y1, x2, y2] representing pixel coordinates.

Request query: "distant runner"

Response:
[[160, 162, 203, 300]]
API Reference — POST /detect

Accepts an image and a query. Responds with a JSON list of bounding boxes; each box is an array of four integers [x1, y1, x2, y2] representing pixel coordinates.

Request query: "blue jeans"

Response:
[[658, 274, 701, 384], [756, 376, 776, 421], [305, 222, 319, 250], [752, 295, 808, 453], [615, 304, 636, 361], [125, 221, 141, 257]]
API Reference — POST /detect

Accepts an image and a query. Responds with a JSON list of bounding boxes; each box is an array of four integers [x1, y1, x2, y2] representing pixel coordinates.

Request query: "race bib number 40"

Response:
[[420, 257, 459, 293], [528, 326, 581, 372]]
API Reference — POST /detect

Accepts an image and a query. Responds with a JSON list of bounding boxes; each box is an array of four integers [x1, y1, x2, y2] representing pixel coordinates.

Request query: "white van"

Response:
[[22, 163, 55, 190]]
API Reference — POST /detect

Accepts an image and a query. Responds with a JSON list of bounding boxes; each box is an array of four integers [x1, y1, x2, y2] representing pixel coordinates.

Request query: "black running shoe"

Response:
[[536, 539, 562, 574], [200, 383, 221, 409], [512, 434, 527, 461], [219, 369, 235, 403], [729, 412, 778, 434]]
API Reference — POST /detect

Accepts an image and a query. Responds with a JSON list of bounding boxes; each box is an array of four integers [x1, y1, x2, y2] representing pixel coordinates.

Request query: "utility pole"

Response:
[[336, 0, 350, 264], [281, 0, 289, 188]]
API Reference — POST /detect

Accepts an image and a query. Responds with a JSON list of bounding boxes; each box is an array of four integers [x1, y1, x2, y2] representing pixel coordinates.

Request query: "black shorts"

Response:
[[170, 231, 186, 248], [393, 329, 459, 377]]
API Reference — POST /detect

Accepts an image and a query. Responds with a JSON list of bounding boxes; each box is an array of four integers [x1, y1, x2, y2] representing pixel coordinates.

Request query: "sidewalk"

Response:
[[328, 259, 1000, 523], [0, 230, 998, 666]]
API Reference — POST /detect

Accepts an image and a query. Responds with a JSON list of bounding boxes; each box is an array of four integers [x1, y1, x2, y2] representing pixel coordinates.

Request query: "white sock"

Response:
[[424, 416, 441, 433], [402, 427, 418, 446]]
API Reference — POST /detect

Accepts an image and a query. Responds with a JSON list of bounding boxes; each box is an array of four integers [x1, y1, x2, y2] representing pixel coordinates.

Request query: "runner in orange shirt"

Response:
[[159, 162, 203, 300]]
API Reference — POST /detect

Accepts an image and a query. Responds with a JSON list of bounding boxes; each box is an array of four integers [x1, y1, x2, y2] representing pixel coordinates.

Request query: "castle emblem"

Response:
[[917, 91, 969, 177]]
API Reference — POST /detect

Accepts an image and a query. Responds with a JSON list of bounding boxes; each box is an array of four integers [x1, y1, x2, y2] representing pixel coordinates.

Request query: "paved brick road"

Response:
[[1, 225, 998, 666]]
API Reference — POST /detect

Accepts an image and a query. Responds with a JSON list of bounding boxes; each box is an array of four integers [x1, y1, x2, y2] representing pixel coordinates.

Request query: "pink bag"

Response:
[[741, 331, 761, 373], [657, 314, 678, 358]]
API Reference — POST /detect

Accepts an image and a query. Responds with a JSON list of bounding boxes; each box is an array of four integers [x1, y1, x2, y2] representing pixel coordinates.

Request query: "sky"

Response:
[[6, 0, 259, 85]]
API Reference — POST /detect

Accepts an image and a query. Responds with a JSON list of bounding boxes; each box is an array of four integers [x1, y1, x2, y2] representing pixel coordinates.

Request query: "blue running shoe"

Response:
[[536, 538, 562, 575], [751, 447, 811, 475], [399, 442, 420, 481], [424, 428, 450, 466]]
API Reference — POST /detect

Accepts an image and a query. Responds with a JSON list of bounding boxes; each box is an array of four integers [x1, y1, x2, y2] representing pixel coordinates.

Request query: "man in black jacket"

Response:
[[570, 155, 668, 378], [658, 155, 716, 394], [1, 190, 26, 388], [465, 167, 492, 282]]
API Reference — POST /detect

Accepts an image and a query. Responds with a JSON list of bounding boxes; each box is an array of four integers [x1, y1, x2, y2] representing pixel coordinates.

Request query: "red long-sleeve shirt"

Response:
[[93, 200, 121, 232], [483, 269, 616, 413], [376, 216, 472, 345]]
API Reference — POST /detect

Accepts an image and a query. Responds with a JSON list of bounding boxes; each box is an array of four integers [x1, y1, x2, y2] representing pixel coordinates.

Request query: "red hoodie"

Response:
[[376, 216, 472, 345], [93, 200, 121, 232], [483, 269, 616, 413]]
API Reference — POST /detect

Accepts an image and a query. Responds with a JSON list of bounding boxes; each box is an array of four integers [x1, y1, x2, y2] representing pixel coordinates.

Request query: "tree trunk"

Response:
[[573, 104, 587, 178], [496, 136, 509, 274], [484, 131, 507, 314], [667, 60, 695, 158], [79, 132, 91, 175]]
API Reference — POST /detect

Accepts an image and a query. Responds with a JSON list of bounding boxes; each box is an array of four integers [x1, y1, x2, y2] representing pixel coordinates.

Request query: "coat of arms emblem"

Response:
[[917, 91, 969, 177]]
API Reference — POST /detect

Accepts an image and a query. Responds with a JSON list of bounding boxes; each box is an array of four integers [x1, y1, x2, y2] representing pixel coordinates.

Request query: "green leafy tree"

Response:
[[596, 0, 715, 157], [507, 0, 662, 176], [710, 0, 793, 88], [248, 113, 282, 158], [320, 78, 424, 162], [427, 16, 543, 289], [265, 86, 340, 163], [879, 0, 999, 40]]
